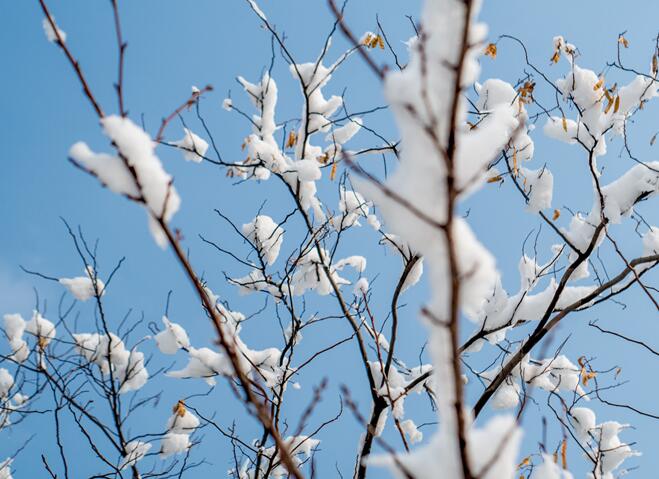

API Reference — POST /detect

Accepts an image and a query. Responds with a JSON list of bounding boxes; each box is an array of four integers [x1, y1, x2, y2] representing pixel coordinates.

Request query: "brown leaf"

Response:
[[286, 131, 297, 149], [484, 43, 497, 59], [329, 161, 338, 181]]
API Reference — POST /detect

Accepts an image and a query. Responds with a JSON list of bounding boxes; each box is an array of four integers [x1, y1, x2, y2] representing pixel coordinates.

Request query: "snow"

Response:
[[0, 458, 12, 479], [59, 266, 104, 301], [118, 441, 151, 470], [326, 118, 363, 145], [3, 314, 29, 363], [25, 311, 56, 345], [289, 248, 366, 296], [222, 98, 233, 111], [400, 419, 423, 444], [520, 167, 554, 213], [254, 435, 320, 478], [167, 346, 230, 385], [72, 332, 149, 393], [69, 142, 140, 198], [353, 277, 370, 295], [160, 402, 199, 457], [167, 407, 200, 434], [570, 407, 596, 443], [101, 115, 181, 248], [331, 187, 370, 230], [533, 454, 574, 479], [0, 369, 14, 399], [42, 17, 66, 43], [160, 433, 191, 457], [242, 215, 284, 265], [173, 128, 209, 162], [154, 316, 190, 354]]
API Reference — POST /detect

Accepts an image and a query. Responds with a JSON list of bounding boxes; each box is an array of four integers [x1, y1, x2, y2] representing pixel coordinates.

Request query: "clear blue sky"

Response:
[[1, 1, 658, 477]]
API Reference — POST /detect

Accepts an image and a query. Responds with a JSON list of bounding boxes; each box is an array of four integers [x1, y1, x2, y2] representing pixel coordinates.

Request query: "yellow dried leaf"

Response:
[[561, 116, 568, 132], [604, 96, 614, 114], [487, 175, 503, 183], [330, 161, 338, 181], [551, 50, 561, 64], [377, 35, 385, 49], [613, 95, 621, 113], [552, 209, 561, 221], [513, 147, 518, 177], [286, 131, 297, 149], [582, 370, 597, 386], [517, 456, 530, 469], [593, 77, 604, 91], [484, 43, 497, 58], [362, 33, 373, 46], [618, 36, 629, 48], [561, 439, 568, 469], [652, 54, 658, 76], [173, 400, 186, 417]]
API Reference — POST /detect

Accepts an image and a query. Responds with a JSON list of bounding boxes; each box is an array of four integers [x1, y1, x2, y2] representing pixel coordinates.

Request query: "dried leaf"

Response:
[[604, 96, 614, 114], [329, 161, 338, 181], [561, 116, 568, 132], [286, 131, 297, 149], [582, 370, 597, 386], [173, 400, 186, 417], [593, 77, 604, 91], [552, 209, 561, 221], [618, 36, 629, 48], [650, 132, 658, 146], [487, 175, 503, 183], [551, 50, 561, 64], [517, 457, 530, 469], [484, 43, 497, 58], [513, 147, 518, 176], [561, 439, 568, 469], [362, 33, 373, 46], [613, 95, 621, 113]]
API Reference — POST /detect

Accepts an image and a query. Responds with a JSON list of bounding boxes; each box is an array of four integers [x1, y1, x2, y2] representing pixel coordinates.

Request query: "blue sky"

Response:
[[1, 0, 658, 477]]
